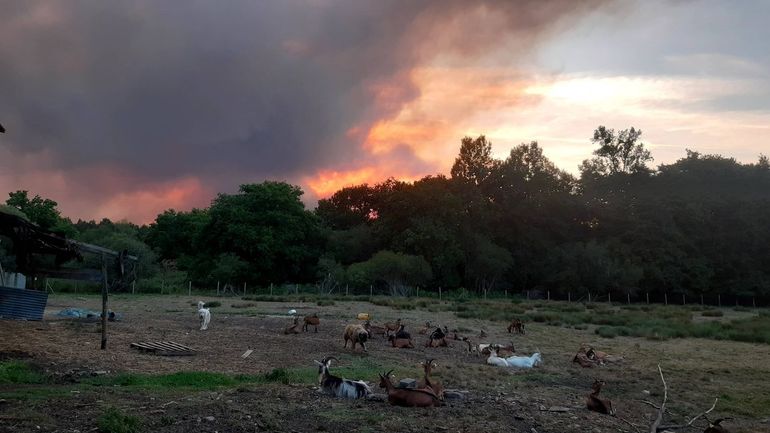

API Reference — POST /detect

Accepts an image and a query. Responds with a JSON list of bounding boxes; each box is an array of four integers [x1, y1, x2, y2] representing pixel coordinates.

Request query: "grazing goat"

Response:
[[314, 356, 371, 399], [303, 314, 320, 332], [418, 321, 432, 334], [383, 319, 402, 336], [379, 370, 440, 407], [388, 334, 414, 348], [343, 323, 370, 352], [417, 359, 444, 400], [284, 317, 300, 334], [507, 318, 525, 334], [585, 379, 614, 415], [197, 301, 211, 331], [505, 351, 542, 368]]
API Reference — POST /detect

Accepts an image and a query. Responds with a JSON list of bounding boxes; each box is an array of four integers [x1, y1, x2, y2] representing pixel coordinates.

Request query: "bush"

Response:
[[702, 310, 724, 317], [0, 361, 44, 384], [98, 407, 141, 433]]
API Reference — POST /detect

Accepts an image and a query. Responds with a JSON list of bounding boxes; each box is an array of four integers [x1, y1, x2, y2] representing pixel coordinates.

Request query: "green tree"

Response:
[[450, 135, 497, 186], [5, 190, 72, 233], [580, 126, 652, 176], [347, 250, 432, 296]]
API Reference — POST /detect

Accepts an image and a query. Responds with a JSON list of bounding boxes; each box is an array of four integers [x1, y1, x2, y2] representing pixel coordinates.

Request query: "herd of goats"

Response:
[[195, 302, 731, 433]]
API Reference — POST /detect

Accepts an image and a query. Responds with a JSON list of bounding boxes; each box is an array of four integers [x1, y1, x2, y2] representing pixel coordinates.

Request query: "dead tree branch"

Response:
[[657, 398, 719, 431], [649, 364, 668, 433]]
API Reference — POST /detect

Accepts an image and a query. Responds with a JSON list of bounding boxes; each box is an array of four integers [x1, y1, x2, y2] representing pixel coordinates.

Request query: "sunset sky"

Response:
[[1, 0, 768, 223]]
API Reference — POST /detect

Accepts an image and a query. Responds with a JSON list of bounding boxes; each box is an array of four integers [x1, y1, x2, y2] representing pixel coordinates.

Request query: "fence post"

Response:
[[753, 297, 756, 309], [217, 281, 220, 296], [682, 293, 685, 305], [527, 290, 530, 300], [270, 283, 273, 296], [131, 281, 135, 295], [568, 292, 571, 303], [718, 294, 721, 307], [505, 289, 508, 298], [370, 285, 373, 297], [439, 286, 442, 301], [243, 282, 247, 296], [646, 292, 649, 304], [608, 292, 611, 304], [161, 279, 164, 295], [588, 292, 591, 303], [701, 293, 704, 306], [664, 293, 668, 305], [346, 285, 349, 296], [627, 292, 630, 305], [188, 281, 191, 296], [416, 286, 419, 298], [296, 284, 299, 294], [547, 290, 550, 301]]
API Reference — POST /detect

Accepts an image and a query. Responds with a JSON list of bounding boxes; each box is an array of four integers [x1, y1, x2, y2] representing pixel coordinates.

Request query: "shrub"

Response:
[[98, 407, 141, 433], [702, 310, 724, 317], [0, 361, 44, 384]]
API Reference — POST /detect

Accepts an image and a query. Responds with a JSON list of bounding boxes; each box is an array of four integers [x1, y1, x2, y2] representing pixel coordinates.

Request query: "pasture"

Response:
[[1, 294, 770, 433]]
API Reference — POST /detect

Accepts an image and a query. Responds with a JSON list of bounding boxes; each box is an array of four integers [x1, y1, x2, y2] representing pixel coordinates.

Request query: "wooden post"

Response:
[[547, 290, 550, 301], [608, 292, 611, 304], [243, 282, 247, 296], [346, 285, 349, 296], [161, 279, 164, 295], [270, 283, 273, 295], [588, 292, 591, 303], [505, 289, 508, 298], [188, 281, 191, 296], [701, 293, 704, 306], [100, 255, 108, 350], [439, 286, 442, 301], [527, 290, 530, 300], [370, 285, 373, 297], [568, 292, 571, 303], [217, 281, 220, 296], [296, 284, 299, 294], [664, 293, 668, 305], [718, 294, 721, 307], [682, 293, 686, 305], [627, 292, 630, 305], [646, 292, 649, 304], [131, 280, 135, 294], [753, 297, 756, 308], [416, 286, 419, 298], [484, 289, 487, 300]]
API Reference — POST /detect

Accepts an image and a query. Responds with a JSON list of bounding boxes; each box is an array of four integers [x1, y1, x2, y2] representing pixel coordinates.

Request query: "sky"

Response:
[[1, 0, 768, 224]]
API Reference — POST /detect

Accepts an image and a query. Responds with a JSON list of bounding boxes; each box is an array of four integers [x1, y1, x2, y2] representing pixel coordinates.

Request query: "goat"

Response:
[[418, 321, 432, 334], [585, 379, 614, 415], [283, 317, 300, 334], [364, 320, 387, 338], [486, 349, 510, 367], [425, 326, 449, 348], [478, 329, 487, 338], [343, 323, 370, 352], [476, 343, 514, 358], [703, 418, 731, 433], [507, 318, 525, 334], [388, 334, 414, 348], [395, 324, 411, 340], [383, 319, 402, 336], [417, 359, 444, 400], [379, 370, 440, 407], [505, 351, 542, 369], [303, 314, 320, 332], [314, 356, 371, 399], [197, 301, 211, 331]]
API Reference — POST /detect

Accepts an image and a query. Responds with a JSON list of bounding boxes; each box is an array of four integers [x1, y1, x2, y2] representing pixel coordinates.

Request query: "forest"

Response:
[[2, 126, 769, 302]]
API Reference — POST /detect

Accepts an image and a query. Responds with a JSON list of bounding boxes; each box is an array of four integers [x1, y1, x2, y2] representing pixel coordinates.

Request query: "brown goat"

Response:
[[425, 337, 449, 348], [383, 319, 402, 336], [343, 324, 370, 352], [507, 318, 525, 334], [283, 317, 300, 334], [303, 314, 320, 332], [585, 379, 614, 415], [417, 359, 444, 400], [364, 320, 387, 338], [379, 370, 440, 407], [417, 321, 432, 335], [388, 334, 414, 348]]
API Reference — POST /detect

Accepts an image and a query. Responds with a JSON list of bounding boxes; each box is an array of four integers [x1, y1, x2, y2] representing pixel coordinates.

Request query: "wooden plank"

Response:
[[163, 342, 195, 351], [241, 349, 253, 358]]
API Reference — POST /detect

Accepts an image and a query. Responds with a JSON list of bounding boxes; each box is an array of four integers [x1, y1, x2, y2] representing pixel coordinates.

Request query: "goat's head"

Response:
[[197, 301, 205, 310], [378, 370, 394, 389], [591, 379, 605, 393], [420, 359, 438, 374], [532, 351, 543, 366]]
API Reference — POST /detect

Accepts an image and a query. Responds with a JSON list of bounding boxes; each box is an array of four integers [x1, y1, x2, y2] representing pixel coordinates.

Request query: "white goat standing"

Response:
[[505, 352, 542, 369], [197, 301, 211, 331]]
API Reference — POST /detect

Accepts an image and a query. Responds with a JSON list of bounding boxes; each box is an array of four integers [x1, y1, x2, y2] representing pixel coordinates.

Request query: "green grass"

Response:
[[701, 310, 724, 317], [0, 361, 44, 384], [98, 407, 141, 433]]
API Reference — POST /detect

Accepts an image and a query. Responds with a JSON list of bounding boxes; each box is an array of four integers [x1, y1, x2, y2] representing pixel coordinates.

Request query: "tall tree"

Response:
[[580, 126, 652, 176], [450, 135, 497, 186]]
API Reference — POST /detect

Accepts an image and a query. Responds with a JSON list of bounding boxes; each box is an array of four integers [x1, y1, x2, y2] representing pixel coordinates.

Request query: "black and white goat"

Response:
[[314, 356, 371, 399], [197, 301, 211, 331]]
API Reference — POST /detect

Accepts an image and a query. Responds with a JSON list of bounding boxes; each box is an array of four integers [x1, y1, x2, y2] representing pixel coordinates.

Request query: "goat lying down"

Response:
[[315, 357, 371, 399], [487, 349, 543, 368], [197, 301, 211, 331]]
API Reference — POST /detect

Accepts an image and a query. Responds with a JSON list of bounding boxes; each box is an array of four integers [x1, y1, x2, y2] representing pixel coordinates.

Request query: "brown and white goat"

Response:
[[585, 379, 614, 416], [417, 359, 444, 400], [507, 318, 525, 334], [388, 334, 414, 348], [379, 370, 440, 407], [303, 314, 320, 332], [283, 317, 300, 334], [383, 319, 402, 336], [343, 323, 370, 352]]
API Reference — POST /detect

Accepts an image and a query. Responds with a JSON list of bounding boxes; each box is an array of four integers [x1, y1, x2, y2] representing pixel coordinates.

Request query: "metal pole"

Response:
[[101, 254, 108, 350]]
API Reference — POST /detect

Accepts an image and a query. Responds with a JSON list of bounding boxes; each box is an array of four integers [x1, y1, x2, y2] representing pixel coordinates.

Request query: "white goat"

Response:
[[505, 352, 542, 369], [197, 301, 211, 331], [486, 349, 509, 367]]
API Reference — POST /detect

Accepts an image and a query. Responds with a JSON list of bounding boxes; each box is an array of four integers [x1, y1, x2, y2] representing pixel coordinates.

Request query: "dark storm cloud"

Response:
[[0, 0, 608, 207]]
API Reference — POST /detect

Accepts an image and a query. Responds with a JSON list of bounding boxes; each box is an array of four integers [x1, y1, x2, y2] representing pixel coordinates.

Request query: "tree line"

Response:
[[1, 126, 769, 300]]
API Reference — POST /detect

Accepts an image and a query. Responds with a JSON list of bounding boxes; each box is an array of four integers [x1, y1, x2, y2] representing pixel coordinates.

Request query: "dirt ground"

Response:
[[2, 294, 770, 433]]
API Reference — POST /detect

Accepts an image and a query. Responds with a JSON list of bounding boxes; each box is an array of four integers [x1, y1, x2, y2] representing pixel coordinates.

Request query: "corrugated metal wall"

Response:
[[0, 286, 48, 320]]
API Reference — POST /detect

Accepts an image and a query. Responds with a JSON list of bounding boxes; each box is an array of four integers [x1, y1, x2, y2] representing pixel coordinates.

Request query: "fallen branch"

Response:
[[649, 364, 667, 433], [657, 398, 719, 431]]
